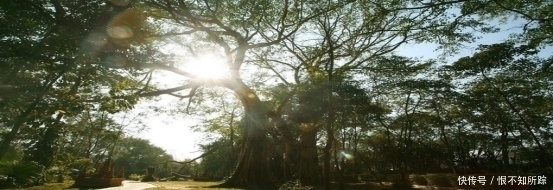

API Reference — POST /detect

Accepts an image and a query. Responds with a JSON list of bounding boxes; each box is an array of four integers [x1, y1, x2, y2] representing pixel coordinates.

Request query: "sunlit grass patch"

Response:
[[146, 180, 242, 190]]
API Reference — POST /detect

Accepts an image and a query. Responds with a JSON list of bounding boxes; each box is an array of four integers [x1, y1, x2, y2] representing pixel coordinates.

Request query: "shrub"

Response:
[[386, 174, 402, 182], [410, 174, 428, 185], [0, 161, 45, 188], [128, 173, 143, 181], [377, 174, 389, 182], [425, 173, 455, 187], [389, 174, 412, 189], [45, 168, 69, 183], [391, 180, 413, 189]]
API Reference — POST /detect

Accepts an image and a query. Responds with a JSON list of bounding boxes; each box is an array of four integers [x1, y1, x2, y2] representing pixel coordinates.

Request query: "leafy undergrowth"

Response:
[[146, 180, 242, 190]]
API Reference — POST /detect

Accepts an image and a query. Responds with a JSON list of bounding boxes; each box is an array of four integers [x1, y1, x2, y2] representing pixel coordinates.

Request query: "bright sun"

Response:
[[185, 55, 229, 79]]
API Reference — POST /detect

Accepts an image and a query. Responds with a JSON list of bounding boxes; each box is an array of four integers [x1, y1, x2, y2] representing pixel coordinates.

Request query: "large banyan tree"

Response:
[[111, 0, 544, 188]]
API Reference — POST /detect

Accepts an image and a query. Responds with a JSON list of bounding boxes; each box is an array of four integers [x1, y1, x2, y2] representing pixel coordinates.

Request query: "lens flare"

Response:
[[341, 151, 354, 160], [107, 26, 133, 39], [86, 32, 108, 48], [300, 123, 315, 131], [104, 54, 126, 68]]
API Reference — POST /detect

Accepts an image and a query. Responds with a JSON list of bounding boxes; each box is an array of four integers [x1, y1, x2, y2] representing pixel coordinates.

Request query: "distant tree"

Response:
[[450, 42, 553, 172], [114, 137, 173, 178]]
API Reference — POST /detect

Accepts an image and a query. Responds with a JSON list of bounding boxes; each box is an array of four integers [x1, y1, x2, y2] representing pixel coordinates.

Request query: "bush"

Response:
[[410, 174, 428, 185], [389, 174, 412, 189], [425, 173, 455, 187], [377, 174, 389, 181], [386, 174, 402, 182], [45, 168, 70, 183], [0, 161, 45, 188], [128, 173, 143, 181], [391, 180, 413, 189]]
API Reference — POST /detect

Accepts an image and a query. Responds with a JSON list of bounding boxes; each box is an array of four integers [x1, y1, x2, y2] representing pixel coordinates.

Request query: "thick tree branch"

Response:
[[145, 30, 198, 38], [137, 82, 199, 97], [140, 63, 200, 79], [161, 145, 222, 174], [491, 0, 543, 22], [377, 0, 468, 11]]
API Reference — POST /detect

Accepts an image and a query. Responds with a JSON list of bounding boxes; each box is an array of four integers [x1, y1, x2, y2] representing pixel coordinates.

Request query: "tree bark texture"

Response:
[[217, 83, 273, 189], [297, 127, 322, 186]]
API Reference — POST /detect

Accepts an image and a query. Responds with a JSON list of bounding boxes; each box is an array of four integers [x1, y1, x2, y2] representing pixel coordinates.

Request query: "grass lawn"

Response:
[[145, 180, 243, 190]]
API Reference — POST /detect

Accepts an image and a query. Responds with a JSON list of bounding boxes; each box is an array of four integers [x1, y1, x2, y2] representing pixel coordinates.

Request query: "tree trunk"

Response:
[[229, 106, 236, 173], [297, 127, 322, 186], [283, 143, 297, 181], [334, 142, 344, 190], [269, 113, 322, 185], [0, 71, 66, 159], [25, 76, 80, 167], [269, 111, 298, 182], [0, 99, 41, 159], [323, 24, 336, 190], [481, 70, 553, 172], [217, 83, 273, 189], [432, 101, 457, 174], [25, 113, 65, 168], [500, 127, 509, 171]]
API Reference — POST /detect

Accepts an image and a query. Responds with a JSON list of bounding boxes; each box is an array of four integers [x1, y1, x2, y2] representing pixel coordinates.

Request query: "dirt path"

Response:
[[99, 180, 156, 190]]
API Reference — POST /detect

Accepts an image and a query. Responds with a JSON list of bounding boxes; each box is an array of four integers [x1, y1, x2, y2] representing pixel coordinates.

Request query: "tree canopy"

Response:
[[1, 0, 552, 189]]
